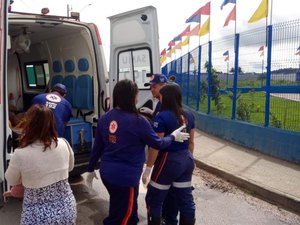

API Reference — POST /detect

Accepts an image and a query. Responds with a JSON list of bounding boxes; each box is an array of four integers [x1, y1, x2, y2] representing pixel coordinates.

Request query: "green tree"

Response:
[[204, 61, 220, 106], [230, 67, 243, 74]]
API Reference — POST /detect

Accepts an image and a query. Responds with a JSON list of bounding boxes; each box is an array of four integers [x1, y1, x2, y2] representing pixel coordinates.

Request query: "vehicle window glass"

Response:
[[118, 48, 151, 89], [25, 61, 49, 88]]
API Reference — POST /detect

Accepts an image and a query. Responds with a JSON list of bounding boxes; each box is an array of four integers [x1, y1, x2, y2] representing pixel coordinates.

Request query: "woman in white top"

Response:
[[5, 104, 76, 225]]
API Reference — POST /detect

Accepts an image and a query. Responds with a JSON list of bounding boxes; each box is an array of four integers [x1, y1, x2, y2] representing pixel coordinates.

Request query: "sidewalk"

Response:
[[193, 129, 300, 215]]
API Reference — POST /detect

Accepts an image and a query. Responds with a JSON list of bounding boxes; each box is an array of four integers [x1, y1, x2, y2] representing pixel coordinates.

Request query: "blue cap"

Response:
[[52, 83, 67, 95], [144, 74, 168, 87]]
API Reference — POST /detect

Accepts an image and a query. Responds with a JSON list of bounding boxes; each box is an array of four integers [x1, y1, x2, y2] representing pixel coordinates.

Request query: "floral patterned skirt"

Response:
[[21, 179, 77, 225]]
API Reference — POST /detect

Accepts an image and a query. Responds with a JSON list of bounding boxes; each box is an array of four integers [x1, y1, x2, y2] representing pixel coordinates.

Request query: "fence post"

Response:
[[207, 41, 212, 114], [196, 45, 202, 111], [265, 25, 273, 127], [186, 53, 191, 105], [231, 33, 240, 120], [179, 56, 183, 88]]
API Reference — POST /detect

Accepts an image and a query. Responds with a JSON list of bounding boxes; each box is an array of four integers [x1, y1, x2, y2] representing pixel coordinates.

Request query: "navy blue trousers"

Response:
[[162, 187, 179, 225], [145, 150, 195, 221], [101, 177, 139, 225]]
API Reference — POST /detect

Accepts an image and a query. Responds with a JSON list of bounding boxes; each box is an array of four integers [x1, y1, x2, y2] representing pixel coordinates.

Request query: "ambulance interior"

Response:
[[7, 14, 104, 175]]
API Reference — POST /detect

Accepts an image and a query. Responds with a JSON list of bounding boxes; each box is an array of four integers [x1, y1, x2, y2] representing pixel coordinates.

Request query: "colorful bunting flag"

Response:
[[160, 48, 166, 56], [258, 46, 264, 57], [224, 5, 236, 27], [188, 24, 200, 36], [248, 0, 268, 23], [186, 14, 201, 23], [223, 50, 229, 61], [220, 0, 236, 10], [160, 55, 167, 65], [179, 25, 191, 37], [295, 46, 300, 55], [166, 50, 172, 58], [181, 37, 190, 47], [173, 35, 182, 42], [198, 17, 210, 37], [168, 40, 175, 47], [190, 54, 195, 64], [186, 1, 210, 23], [258, 46, 264, 52], [174, 42, 182, 50]]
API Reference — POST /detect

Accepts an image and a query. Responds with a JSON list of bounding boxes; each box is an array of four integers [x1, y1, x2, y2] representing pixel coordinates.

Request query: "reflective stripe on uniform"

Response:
[[172, 181, 192, 188], [149, 180, 171, 190]]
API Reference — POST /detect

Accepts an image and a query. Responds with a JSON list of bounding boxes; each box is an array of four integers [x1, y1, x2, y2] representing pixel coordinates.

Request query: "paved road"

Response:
[[1, 168, 300, 225]]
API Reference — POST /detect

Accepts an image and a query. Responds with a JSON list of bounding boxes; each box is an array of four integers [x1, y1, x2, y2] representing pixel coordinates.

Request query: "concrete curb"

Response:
[[194, 159, 300, 215]]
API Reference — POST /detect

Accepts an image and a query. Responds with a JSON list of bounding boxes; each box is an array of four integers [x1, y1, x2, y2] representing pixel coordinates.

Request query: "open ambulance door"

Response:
[[0, 0, 10, 201], [108, 6, 160, 109]]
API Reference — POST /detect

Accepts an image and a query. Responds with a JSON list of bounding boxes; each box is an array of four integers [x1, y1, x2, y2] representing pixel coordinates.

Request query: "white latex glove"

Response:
[[86, 171, 98, 190], [139, 107, 153, 115], [142, 166, 152, 185], [171, 125, 190, 142]]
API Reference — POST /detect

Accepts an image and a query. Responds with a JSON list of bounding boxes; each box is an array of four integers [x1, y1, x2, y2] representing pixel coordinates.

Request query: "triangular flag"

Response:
[[160, 48, 166, 56], [224, 5, 236, 27], [190, 54, 195, 64], [295, 46, 300, 55], [186, 1, 210, 23], [223, 50, 229, 61], [174, 42, 182, 50], [188, 24, 200, 36], [179, 25, 191, 37], [220, 0, 236, 10], [173, 35, 182, 42], [160, 55, 167, 65], [166, 51, 172, 58], [248, 0, 268, 23], [168, 40, 175, 47], [181, 37, 190, 47], [258, 46, 264, 51], [198, 17, 210, 37], [186, 14, 201, 23]]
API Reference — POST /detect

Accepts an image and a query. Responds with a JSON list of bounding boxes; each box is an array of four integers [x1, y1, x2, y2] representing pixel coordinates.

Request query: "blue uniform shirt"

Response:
[[31, 93, 72, 136], [153, 110, 195, 152], [152, 101, 161, 118], [88, 108, 174, 187]]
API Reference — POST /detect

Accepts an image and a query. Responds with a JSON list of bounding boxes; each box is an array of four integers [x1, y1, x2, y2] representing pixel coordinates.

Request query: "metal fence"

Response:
[[162, 19, 300, 132]]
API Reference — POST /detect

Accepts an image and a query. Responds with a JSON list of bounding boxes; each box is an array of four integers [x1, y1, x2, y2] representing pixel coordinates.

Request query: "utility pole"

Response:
[[67, 4, 72, 17]]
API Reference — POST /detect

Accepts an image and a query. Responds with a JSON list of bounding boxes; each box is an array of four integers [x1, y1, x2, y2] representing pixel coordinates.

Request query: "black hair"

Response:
[[159, 84, 185, 125], [51, 86, 66, 96], [113, 79, 139, 114]]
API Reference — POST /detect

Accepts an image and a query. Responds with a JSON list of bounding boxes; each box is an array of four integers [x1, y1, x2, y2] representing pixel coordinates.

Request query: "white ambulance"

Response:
[[0, 1, 160, 201]]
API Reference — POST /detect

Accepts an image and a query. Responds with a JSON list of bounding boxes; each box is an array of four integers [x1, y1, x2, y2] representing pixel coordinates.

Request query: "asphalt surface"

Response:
[[1, 168, 300, 225]]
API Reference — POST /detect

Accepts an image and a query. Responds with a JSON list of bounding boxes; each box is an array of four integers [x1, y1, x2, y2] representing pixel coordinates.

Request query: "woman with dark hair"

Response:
[[5, 104, 76, 225], [143, 84, 196, 225], [86, 79, 189, 225]]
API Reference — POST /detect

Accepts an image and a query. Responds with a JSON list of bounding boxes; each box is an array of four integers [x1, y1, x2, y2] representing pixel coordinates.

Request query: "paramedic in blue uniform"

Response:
[[143, 84, 196, 225], [86, 79, 190, 225], [139, 73, 168, 119], [141, 73, 183, 225], [31, 83, 72, 137]]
